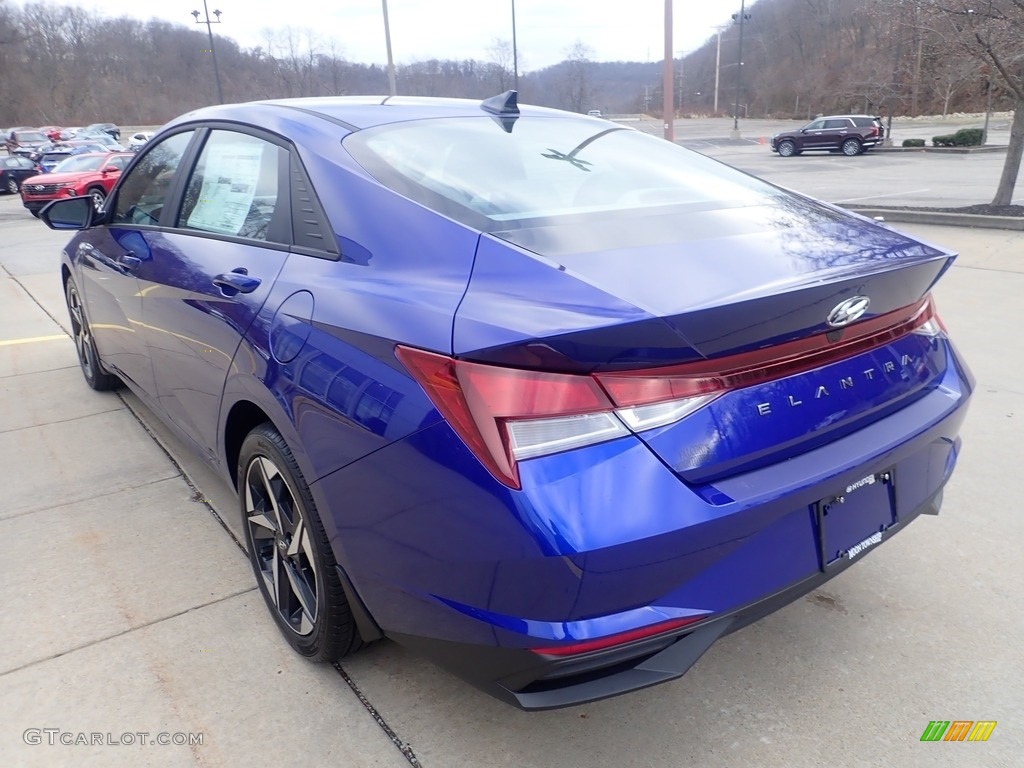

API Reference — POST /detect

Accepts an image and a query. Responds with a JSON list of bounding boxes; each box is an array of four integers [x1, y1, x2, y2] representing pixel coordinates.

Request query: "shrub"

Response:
[[932, 134, 956, 147], [953, 128, 984, 146], [902, 138, 925, 148]]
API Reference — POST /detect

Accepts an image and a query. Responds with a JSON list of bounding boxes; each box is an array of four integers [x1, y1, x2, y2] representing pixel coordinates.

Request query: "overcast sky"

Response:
[[18, 0, 758, 70]]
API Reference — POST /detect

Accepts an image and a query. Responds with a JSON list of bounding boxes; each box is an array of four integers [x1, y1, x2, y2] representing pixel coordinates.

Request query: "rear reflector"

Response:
[[530, 615, 707, 657], [397, 296, 944, 489]]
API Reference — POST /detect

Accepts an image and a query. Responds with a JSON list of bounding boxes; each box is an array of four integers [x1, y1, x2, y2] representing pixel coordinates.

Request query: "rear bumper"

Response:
[[390, 484, 946, 710], [318, 341, 972, 709]]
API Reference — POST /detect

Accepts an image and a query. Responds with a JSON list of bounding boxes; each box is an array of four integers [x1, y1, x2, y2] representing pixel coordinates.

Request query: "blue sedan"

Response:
[[42, 93, 973, 710]]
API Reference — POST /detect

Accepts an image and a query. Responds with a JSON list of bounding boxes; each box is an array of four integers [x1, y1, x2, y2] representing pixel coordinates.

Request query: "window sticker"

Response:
[[186, 142, 265, 235]]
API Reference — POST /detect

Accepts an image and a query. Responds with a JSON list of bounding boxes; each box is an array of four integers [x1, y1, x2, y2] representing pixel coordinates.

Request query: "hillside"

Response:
[[0, 0, 1012, 124]]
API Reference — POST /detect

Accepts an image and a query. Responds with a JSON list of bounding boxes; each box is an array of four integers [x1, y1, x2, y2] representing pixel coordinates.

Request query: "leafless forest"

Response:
[[0, 0, 1020, 126]]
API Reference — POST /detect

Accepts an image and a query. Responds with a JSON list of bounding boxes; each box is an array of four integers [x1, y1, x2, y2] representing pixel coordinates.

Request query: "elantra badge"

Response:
[[827, 296, 870, 327]]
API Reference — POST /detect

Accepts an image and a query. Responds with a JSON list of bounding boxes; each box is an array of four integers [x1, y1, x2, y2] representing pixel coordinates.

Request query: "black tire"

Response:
[[87, 187, 106, 211], [5, 177, 18, 194], [65, 276, 119, 391], [777, 140, 797, 157], [842, 138, 863, 156], [239, 424, 364, 661]]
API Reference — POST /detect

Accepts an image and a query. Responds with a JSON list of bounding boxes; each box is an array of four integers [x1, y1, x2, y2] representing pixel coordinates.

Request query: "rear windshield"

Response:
[[345, 116, 777, 227], [15, 131, 46, 142]]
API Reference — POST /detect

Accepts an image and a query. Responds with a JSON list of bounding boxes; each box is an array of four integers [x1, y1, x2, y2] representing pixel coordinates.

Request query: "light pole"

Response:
[[191, 1, 224, 104], [511, 0, 519, 91], [730, 0, 750, 138], [382, 0, 397, 97], [713, 25, 726, 115], [663, 0, 673, 142]]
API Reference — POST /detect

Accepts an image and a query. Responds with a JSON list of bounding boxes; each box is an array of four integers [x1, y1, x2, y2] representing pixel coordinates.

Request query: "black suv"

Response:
[[770, 115, 884, 157]]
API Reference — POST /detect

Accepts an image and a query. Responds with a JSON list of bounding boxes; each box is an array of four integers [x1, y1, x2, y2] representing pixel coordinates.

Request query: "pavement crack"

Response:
[[1, 264, 72, 336], [0, 404, 125, 436], [0, 587, 258, 679], [117, 391, 248, 556], [0, 364, 77, 381], [951, 263, 1024, 276], [1, 473, 182, 523], [332, 662, 422, 767]]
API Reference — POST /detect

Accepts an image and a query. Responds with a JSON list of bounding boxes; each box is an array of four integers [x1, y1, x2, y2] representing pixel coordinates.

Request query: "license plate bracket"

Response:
[[815, 469, 897, 571]]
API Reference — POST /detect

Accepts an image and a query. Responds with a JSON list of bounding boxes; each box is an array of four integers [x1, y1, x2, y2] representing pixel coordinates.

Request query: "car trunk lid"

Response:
[[453, 198, 955, 480]]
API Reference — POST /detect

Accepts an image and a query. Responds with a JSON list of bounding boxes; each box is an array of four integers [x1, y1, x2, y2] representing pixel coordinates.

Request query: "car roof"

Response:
[[166, 95, 572, 133]]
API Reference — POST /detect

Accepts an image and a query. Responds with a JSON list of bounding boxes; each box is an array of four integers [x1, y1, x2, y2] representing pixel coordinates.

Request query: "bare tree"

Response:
[[926, 1, 1024, 205], [486, 38, 514, 92], [560, 40, 594, 113]]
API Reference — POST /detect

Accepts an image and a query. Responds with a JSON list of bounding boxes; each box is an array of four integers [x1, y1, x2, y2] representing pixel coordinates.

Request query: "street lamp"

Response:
[[663, 0, 673, 142], [730, 0, 750, 138], [713, 23, 729, 115], [191, 1, 224, 104]]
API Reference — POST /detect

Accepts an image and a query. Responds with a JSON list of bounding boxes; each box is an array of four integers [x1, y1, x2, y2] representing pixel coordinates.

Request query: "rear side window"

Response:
[[823, 119, 848, 129], [112, 131, 195, 226], [852, 117, 877, 128], [178, 130, 289, 243]]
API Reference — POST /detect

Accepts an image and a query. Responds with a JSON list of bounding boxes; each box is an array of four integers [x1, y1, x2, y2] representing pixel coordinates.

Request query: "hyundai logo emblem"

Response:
[[827, 296, 870, 327]]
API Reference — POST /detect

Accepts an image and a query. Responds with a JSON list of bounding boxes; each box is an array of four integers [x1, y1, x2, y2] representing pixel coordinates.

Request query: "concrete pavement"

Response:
[[1, 190, 1021, 764]]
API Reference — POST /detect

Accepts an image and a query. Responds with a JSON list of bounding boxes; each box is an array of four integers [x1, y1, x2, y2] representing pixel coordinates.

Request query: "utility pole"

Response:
[[663, 0, 674, 142], [713, 25, 726, 115], [730, 0, 750, 139], [982, 0, 993, 144], [191, 1, 224, 104], [382, 0, 397, 97]]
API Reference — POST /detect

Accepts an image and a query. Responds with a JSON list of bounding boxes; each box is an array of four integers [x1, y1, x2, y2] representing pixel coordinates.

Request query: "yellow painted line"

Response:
[[0, 334, 69, 347]]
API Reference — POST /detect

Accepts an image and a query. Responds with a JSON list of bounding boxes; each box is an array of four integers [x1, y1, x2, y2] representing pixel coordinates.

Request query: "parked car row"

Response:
[[4, 122, 123, 157]]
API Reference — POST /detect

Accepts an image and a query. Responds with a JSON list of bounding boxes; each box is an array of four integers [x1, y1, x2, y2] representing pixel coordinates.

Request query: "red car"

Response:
[[20, 152, 131, 216], [38, 125, 64, 141]]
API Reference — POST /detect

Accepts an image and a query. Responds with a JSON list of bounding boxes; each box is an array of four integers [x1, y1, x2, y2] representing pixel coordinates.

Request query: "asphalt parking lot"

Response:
[[1, 146, 1022, 767]]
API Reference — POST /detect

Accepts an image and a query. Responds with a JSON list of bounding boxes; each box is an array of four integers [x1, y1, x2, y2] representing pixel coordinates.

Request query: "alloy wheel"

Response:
[[5, 178, 17, 194], [89, 189, 106, 211], [244, 455, 319, 636], [66, 280, 97, 384]]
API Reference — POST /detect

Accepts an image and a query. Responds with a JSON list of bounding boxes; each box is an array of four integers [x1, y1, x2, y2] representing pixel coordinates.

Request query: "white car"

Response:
[[128, 132, 153, 151]]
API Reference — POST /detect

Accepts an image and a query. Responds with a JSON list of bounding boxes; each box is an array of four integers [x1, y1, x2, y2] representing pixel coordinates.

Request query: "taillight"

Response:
[[394, 346, 631, 487], [396, 296, 940, 489]]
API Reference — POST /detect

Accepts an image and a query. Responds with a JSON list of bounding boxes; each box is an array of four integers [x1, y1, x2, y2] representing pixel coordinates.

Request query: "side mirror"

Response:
[[102, 166, 119, 175], [40, 197, 96, 230]]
